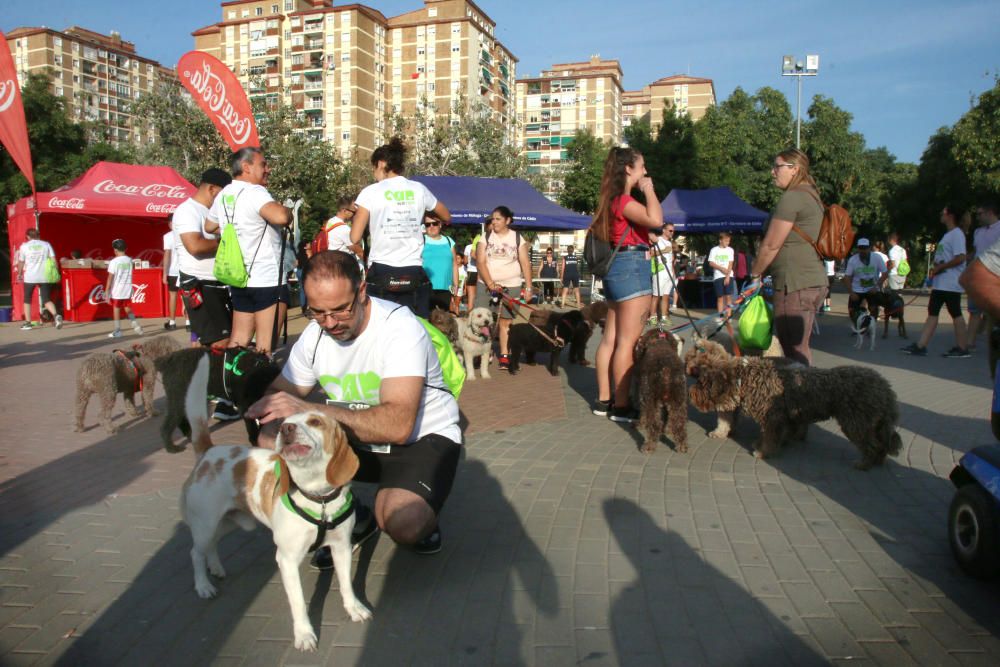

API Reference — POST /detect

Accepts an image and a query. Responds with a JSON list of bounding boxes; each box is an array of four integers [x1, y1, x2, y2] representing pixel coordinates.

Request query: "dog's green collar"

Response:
[[274, 460, 355, 552], [224, 350, 249, 377]]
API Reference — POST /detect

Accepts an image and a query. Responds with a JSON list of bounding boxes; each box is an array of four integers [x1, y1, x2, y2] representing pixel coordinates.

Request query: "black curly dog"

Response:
[[507, 310, 590, 376]]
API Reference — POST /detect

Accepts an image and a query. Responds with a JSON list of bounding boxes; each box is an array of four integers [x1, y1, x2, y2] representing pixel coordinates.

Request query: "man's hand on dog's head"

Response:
[[246, 391, 310, 424]]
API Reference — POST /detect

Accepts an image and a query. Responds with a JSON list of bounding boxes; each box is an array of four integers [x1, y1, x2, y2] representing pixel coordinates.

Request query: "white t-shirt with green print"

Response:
[[282, 296, 461, 444]]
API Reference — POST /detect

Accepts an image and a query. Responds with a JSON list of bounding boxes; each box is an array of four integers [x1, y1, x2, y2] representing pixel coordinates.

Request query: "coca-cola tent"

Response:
[[6, 161, 196, 321]]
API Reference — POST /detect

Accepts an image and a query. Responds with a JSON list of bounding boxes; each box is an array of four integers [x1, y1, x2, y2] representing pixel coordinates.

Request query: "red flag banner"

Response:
[[177, 51, 259, 152], [0, 31, 36, 192]]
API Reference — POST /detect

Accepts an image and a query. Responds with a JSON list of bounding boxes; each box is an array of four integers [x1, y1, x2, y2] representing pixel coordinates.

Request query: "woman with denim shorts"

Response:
[[590, 147, 664, 423]]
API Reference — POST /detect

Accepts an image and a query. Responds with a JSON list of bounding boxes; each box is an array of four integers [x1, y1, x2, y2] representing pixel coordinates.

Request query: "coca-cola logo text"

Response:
[[93, 180, 188, 199], [146, 202, 179, 214], [88, 282, 149, 305], [0, 79, 16, 113], [48, 196, 86, 209], [184, 61, 254, 146]]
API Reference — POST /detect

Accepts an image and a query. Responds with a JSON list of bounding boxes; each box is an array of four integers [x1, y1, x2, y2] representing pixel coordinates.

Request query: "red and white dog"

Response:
[[181, 367, 371, 651]]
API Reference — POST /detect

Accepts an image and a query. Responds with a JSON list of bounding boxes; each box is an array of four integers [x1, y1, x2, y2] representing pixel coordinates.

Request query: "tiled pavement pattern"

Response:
[[1, 295, 998, 666]]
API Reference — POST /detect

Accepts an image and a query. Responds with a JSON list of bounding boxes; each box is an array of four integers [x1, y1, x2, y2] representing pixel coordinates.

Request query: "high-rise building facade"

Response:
[[623, 74, 716, 131], [5, 26, 175, 145], [192, 0, 517, 156], [515, 56, 623, 191]]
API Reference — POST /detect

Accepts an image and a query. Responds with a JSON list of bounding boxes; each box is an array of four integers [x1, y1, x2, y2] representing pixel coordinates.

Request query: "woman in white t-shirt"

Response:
[[350, 137, 450, 319]]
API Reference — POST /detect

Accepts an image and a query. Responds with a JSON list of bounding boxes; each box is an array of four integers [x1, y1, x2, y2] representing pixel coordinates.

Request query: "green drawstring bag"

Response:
[[43, 257, 60, 283], [896, 259, 911, 277], [418, 317, 466, 399], [738, 295, 773, 350], [213, 223, 249, 288]]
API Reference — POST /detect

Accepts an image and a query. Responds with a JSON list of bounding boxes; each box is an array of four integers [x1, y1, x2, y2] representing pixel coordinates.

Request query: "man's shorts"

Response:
[[353, 433, 461, 515], [166, 275, 179, 292], [888, 274, 906, 291], [562, 275, 579, 288], [23, 282, 52, 305], [229, 284, 290, 313], [652, 271, 674, 297], [466, 269, 478, 285], [109, 297, 131, 308], [713, 277, 736, 298], [180, 273, 233, 345], [928, 289, 962, 318]]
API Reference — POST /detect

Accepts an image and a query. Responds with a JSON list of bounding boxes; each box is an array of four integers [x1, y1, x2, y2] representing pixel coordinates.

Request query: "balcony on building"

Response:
[[302, 16, 324, 35]]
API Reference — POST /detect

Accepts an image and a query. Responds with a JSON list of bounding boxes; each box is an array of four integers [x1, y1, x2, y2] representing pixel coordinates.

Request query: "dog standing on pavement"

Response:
[[633, 329, 688, 454], [852, 310, 876, 351], [456, 306, 494, 380], [74, 348, 147, 434], [181, 399, 372, 651]]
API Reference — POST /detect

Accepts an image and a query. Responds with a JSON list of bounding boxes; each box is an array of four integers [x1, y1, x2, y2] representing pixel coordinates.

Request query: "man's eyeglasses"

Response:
[[305, 290, 360, 322], [772, 163, 795, 171]]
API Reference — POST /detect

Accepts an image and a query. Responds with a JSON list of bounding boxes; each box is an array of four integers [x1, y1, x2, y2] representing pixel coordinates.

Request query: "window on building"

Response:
[[53, 36, 62, 47], [242, 9, 250, 18], [271, 4, 278, 13], [228, 10, 236, 19], [428, 7, 437, 17], [255, 7, 263, 16], [451, 46, 460, 53], [55, 86, 63, 96], [284, 0, 293, 9]]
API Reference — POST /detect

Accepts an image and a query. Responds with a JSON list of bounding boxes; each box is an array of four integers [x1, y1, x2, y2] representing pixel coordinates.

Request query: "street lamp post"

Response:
[[781, 54, 819, 149]]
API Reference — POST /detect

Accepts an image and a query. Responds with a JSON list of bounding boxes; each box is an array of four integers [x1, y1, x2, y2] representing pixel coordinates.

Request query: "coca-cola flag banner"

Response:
[[177, 51, 259, 152], [0, 30, 36, 192]]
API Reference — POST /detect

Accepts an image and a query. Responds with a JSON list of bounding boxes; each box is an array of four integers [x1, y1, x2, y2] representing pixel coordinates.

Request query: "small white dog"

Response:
[[852, 310, 876, 350], [182, 400, 371, 651], [456, 306, 494, 380]]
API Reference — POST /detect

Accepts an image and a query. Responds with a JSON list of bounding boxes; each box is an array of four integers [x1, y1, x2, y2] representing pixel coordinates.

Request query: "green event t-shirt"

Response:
[[768, 188, 826, 293]]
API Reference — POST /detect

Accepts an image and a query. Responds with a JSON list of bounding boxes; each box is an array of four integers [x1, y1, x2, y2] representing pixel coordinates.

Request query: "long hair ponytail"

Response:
[[590, 147, 640, 242]]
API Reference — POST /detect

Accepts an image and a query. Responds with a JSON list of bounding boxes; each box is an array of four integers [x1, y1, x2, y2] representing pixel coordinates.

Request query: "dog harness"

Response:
[[113, 349, 144, 393], [274, 459, 355, 553]]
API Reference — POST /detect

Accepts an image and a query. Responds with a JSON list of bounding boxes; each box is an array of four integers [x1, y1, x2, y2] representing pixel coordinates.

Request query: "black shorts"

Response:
[[466, 269, 478, 285], [353, 433, 461, 515], [179, 273, 233, 345], [229, 284, 290, 313], [562, 275, 579, 288], [23, 282, 53, 305], [166, 275, 179, 291], [928, 290, 962, 318]]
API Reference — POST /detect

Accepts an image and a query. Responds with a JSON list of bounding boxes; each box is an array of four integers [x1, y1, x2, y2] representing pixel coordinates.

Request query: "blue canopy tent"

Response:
[[411, 176, 590, 230], [661, 187, 768, 232]]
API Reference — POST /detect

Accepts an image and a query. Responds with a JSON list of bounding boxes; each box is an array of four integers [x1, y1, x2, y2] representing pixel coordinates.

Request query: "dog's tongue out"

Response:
[[479, 325, 491, 338]]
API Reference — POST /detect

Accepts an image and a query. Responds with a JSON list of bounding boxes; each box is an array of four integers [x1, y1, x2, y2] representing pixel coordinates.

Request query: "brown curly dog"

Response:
[[74, 349, 147, 434], [633, 329, 688, 454], [684, 340, 903, 470]]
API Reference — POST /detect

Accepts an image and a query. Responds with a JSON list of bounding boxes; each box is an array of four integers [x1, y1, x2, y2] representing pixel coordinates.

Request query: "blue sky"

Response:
[[5, 0, 998, 163]]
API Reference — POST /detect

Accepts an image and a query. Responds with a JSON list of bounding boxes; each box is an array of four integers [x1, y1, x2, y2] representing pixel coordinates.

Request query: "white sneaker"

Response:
[[108, 330, 123, 339], [132, 322, 143, 335], [55, 315, 64, 330], [20, 322, 34, 331]]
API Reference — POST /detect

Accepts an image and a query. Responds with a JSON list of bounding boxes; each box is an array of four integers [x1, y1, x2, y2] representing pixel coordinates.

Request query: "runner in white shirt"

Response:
[[15, 228, 61, 330], [205, 148, 292, 355], [105, 239, 143, 338], [965, 200, 1000, 352], [350, 137, 450, 319], [162, 228, 186, 330], [174, 168, 233, 352], [247, 251, 462, 558], [708, 232, 736, 314], [843, 238, 887, 321], [648, 224, 676, 326], [887, 232, 908, 291]]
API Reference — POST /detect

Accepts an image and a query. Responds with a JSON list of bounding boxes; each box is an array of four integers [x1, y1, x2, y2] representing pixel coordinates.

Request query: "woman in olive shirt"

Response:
[[751, 148, 827, 365]]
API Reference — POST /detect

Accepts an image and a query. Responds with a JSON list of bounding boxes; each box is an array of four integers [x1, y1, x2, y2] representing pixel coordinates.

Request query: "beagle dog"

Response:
[[181, 408, 372, 651]]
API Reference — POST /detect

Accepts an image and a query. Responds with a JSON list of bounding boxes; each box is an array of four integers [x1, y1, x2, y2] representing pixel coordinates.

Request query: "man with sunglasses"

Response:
[[247, 250, 462, 559]]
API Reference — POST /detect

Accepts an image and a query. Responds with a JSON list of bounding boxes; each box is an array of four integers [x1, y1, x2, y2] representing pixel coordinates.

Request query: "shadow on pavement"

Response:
[[354, 459, 559, 665], [604, 498, 825, 665]]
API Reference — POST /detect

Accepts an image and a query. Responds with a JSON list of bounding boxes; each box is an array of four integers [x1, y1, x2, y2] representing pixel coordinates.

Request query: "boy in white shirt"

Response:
[[708, 232, 736, 314], [106, 239, 143, 338], [648, 225, 676, 325]]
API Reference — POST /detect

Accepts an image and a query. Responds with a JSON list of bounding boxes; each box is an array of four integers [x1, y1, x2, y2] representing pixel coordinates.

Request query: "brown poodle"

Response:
[[685, 340, 903, 469], [74, 349, 147, 434], [633, 329, 688, 454]]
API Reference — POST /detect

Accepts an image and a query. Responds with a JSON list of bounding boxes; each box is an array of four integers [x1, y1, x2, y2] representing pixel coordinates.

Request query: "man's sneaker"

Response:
[[163, 321, 177, 331], [901, 343, 926, 356], [212, 400, 241, 421], [412, 527, 441, 555], [132, 322, 143, 335], [309, 546, 334, 571], [108, 330, 123, 339], [185, 320, 192, 332], [20, 322, 34, 331], [647, 316, 658, 326], [942, 347, 971, 358], [591, 399, 611, 416], [351, 504, 380, 553], [609, 405, 639, 424], [498, 354, 510, 371], [659, 315, 672, 327], [54, 315, 63, 330]]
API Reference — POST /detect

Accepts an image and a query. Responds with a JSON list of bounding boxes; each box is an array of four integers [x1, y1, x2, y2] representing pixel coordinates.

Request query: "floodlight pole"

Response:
[[781, 55, 819, 149]]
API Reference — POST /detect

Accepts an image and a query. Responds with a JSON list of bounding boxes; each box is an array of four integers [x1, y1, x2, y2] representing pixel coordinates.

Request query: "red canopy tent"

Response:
[[6, 161, 196, 321]]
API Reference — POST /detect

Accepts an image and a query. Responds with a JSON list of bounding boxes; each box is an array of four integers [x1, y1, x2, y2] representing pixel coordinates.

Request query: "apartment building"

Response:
[[192, 0, 517, 156], [5, 27, 175, 145], [515, 56, 623, 191], [623, 74, 716, 131]]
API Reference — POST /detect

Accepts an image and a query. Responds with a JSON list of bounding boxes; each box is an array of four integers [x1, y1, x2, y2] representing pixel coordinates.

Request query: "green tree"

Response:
[[623, 110, 697, 200], [801, 95, 866, 205], [557, 128, 608, 214], [951, 75, 1000, 198]]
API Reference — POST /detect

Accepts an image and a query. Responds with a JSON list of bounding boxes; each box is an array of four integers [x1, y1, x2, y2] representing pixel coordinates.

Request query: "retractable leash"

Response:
[[665, 281, 763, 338]]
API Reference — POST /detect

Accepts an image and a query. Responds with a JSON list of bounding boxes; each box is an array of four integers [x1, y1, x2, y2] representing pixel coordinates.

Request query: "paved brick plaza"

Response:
[[1, 294, 998, 666]]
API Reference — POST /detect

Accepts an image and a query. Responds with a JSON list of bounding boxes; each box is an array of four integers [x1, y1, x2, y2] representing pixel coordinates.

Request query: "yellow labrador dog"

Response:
[[182, 403, 371, 651]]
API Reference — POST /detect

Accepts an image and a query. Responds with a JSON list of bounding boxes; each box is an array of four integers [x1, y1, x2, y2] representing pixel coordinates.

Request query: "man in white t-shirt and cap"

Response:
[[843, 238, 887, 322], [247, 250, 462, 562], [162, 226, 187, 331], [205, 148, 292, 356], [15, 228, 62, 330], [903, 204, 969, 357]]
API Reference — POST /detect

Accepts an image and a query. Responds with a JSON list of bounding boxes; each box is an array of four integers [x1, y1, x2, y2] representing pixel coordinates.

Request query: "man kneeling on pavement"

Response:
[[247, 250, 462, 563]]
